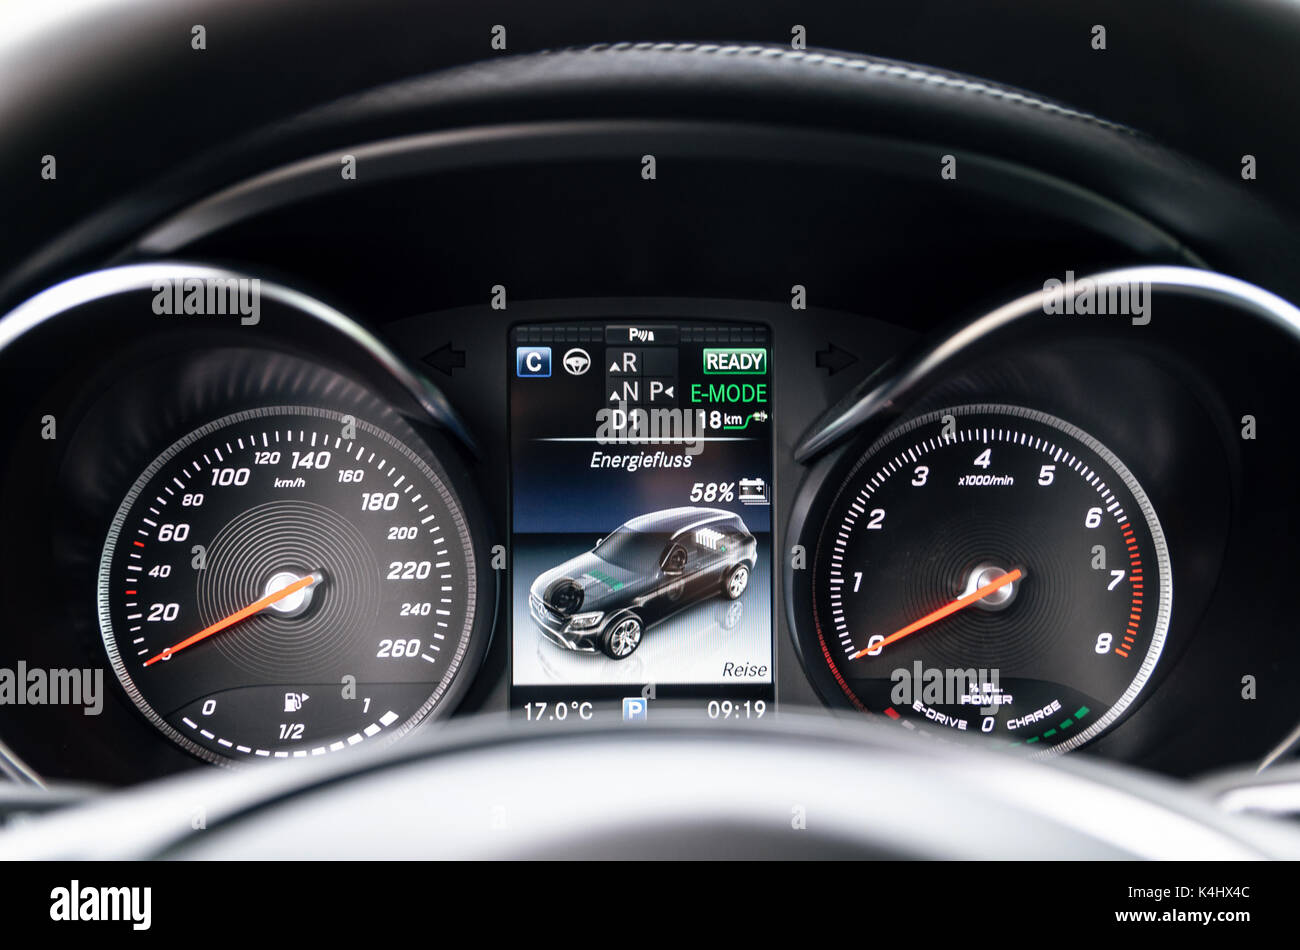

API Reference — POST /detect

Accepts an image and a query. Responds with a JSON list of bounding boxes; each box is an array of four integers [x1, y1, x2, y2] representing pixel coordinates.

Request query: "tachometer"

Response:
[[98, 406, 484, 764], [797, 404, 1172, 754]]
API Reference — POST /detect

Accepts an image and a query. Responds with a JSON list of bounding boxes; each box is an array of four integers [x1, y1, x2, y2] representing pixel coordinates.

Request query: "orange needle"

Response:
[[143, 574, 319, 667], [849, 568, 1023, 660]]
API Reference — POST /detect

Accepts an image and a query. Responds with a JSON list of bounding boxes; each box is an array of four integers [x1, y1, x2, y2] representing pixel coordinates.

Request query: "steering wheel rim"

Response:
[[1, 713, 1296, 860]]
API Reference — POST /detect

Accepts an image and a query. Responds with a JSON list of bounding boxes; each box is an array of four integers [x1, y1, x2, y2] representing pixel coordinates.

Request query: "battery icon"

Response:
[[738, 478, 769, 506]]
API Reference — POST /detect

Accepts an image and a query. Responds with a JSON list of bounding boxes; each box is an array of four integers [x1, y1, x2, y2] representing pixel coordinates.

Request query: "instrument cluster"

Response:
[[2, 105, 1300, 786], [1, 256, 1298, 787]]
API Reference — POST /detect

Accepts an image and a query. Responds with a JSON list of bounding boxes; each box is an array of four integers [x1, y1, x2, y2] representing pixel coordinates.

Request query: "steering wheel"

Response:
[[1, 713, 1296, 859]]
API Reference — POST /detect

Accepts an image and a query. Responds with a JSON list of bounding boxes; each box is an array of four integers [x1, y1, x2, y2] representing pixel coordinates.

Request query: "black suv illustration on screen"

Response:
[[528, 507, 757, 659]]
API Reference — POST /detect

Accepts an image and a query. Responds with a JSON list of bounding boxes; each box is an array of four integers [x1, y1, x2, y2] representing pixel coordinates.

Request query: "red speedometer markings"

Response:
[[132, 540, 144, 548], [1119, 515, 1145, 660]]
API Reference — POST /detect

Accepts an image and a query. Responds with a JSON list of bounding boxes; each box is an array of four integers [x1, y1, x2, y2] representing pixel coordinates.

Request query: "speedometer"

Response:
[[97, 406, 484, 764], [797, 404, 1172, 755]]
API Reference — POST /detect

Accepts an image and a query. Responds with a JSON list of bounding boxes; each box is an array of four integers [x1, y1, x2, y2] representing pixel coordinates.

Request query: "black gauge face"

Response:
[[806, 404, 1172, 755], [98, 407, 481, 764]]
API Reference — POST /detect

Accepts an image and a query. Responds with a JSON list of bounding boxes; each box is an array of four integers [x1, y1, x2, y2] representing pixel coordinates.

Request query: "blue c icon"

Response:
[[516, 346, 552, 378]]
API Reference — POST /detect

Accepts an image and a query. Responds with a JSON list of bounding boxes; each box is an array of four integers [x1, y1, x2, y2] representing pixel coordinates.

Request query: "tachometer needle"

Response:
[[143, 571, 322, 667], [849, 568, 1022, 660]]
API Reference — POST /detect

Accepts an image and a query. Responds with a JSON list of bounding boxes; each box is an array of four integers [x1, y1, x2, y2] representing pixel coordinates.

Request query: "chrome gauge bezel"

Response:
[[796, 403, 1173, 757], [96, 405, 483, 766]]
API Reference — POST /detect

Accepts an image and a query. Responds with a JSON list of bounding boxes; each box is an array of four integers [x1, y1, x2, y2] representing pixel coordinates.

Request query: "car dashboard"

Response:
[[2, 25, 1300, 831]]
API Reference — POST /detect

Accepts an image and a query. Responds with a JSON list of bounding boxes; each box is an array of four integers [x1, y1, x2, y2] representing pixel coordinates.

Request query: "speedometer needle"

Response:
[[143, 572, 321, 667], [849, 568, 1022, 660]]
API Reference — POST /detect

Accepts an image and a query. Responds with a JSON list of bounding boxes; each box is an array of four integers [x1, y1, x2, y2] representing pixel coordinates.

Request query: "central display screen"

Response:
[[509, 322, 774, 723]]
